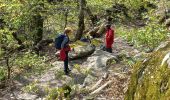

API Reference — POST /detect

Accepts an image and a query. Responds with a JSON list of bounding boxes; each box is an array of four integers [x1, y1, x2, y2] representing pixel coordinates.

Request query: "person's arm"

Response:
[[61, 37, 68, 49]]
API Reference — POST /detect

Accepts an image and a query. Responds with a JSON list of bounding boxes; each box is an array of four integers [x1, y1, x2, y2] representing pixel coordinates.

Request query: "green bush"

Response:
[[13, 51, 50, 75], [0, 68, 6, 81], [117, 24, 168, 51]]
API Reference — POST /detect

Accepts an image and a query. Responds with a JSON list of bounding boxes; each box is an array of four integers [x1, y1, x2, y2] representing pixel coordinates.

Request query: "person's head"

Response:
[[64, 27, 72, 35], [105, 24, 111, 29]]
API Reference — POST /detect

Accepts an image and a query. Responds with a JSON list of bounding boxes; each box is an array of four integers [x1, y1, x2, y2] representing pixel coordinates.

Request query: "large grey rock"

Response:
[[85, 50, 117, 69], [81, 50, 117, 87], [69, 44, 95, 60]]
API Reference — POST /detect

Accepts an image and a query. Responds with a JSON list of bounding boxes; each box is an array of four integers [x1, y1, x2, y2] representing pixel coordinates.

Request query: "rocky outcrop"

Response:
[[82, 50, 117, 87], [125, 41, 170, 100]]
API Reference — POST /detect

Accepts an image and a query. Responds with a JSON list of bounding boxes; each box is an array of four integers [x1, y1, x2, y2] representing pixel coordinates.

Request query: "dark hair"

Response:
[[106, 24, 111, 28]]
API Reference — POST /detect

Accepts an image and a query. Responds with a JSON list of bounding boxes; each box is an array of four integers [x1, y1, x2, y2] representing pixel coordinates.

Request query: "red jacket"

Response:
[[105, 28, 114, 48], [60, 45, 71, 61]]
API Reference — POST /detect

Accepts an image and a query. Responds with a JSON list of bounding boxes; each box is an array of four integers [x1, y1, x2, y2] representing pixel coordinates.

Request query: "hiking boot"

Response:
[[65, 72, 69, 75], [68, 69, 71, 73], [65, 69, 71, 76]]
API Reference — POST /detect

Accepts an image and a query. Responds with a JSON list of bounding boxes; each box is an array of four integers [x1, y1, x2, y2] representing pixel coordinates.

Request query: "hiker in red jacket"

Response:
[[60, 27, 72, 75], [105, 23, 114, 53]]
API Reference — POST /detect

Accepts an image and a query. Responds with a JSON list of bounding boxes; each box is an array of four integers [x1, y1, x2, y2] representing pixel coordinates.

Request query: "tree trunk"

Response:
[[0, 19, 5, 29], [5, 57, 10, 79], [64, 9, 69, 29], [85, 7, 98, 26], [12, 32, 23, 45], [33, 14, 43, 45], [75, 0, 86, 40], [32, 1, 44, 45]]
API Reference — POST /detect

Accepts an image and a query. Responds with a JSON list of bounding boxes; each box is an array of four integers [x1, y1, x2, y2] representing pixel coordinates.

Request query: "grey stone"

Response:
[[69, 44, 96, 60], [17, 93, 38, 100]]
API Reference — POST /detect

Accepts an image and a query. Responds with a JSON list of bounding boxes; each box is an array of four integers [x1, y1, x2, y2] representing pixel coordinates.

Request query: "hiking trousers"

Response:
[[64, 51, 69, 74]]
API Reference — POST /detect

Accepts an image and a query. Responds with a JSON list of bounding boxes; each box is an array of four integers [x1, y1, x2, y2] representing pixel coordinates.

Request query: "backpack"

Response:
[[55, 34, 66, 49]]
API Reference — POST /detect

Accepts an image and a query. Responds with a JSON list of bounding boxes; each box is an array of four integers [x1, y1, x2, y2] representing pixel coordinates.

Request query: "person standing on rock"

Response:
[[55, 27, 72, 75], [104, 23, 114, 53]]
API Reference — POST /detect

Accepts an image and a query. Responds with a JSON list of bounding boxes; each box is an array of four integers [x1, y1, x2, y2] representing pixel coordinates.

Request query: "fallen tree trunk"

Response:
[[87, 23, 106, 38], [90, 73, 108, 91], [90, 80, 113, 95], [33, 39, 53, 53]]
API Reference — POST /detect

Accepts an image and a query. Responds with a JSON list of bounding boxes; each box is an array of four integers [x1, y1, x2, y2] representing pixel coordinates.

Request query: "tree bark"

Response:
[[64, 9, 69, 29], [12, 32, 23, 45], [75, 0, 86, 40], [34, 39, 53, 51], [0, 19, 5, 29], [33, 14, 44, 45], [85, 7, 98, 26], [5, 57, 10, 79]]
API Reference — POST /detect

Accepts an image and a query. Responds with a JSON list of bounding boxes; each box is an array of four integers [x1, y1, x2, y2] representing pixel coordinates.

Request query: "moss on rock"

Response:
[[125, 49, 170, 100]]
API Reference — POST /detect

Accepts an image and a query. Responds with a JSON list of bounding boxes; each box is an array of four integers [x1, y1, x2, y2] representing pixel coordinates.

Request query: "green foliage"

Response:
[[141, 25, 166, 49], [22, 81, 39, 94], [0, 68, 6, 81], [91, 38, 103, 46], [46, 88, 59, 100], [46, 85, 71, 100], [73, 64, 81, 72], [87, 0, 113, 14], [0, 28, 19, 50], [55, 70, 65, 79], [13, 51, 50, 75], [83, 67, 92, 76], [117, 23, 168, 51]]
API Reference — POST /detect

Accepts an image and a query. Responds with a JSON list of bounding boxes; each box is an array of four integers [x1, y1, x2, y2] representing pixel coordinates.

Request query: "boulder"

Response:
[[80, 50, 117, 87], [69, 44, 96, 60], [85, 50, 117, 70]]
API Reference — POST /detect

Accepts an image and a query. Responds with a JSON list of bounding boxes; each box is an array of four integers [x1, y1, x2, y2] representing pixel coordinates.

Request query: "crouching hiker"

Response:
[[55, 27, 72, 75]]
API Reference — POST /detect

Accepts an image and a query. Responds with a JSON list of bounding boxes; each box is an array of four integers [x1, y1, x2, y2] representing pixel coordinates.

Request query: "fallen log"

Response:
[[33, 39, 53, 53], [90, 73, 108, 91], [87, 23, 106, 38], [90, 80, 113, 95]]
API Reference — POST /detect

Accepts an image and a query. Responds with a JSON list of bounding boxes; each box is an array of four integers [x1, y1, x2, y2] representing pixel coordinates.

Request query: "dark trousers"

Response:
[[64, 51, 69, 74], [106, 47, 112, 53]]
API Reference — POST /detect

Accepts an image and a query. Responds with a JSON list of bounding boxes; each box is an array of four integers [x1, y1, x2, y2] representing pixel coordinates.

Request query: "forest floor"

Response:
[[0, 36, 141, 100]]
